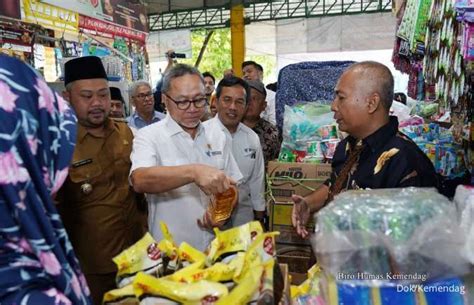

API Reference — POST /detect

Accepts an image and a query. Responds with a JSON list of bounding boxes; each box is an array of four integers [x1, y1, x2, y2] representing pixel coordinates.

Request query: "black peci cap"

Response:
[[110, 87, 124, 103], [64, 56, 107, 86]]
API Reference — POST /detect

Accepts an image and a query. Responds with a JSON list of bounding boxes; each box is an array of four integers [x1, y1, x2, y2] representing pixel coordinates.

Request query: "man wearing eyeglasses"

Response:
[[127, 80, 165, 132], [203, 76, 265, 227], [129, 64, 243, 251]]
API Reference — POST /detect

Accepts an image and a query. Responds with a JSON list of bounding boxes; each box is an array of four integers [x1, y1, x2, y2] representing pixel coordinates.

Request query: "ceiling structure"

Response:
[[143, 0, 392, 31]]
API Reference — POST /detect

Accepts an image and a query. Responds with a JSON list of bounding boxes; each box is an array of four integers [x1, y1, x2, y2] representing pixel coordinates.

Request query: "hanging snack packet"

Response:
[[113, 233, 163, 288], [133, 272, 229, 305]]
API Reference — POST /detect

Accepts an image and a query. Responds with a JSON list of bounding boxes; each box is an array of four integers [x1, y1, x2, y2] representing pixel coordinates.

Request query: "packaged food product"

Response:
[[207, 221, 263, 264], [215, 265, 264, 305], [103, 284, 137, 305], [133, 272, 228, 304], [113, 233, 163, 288], [208, 185, 238, 223]]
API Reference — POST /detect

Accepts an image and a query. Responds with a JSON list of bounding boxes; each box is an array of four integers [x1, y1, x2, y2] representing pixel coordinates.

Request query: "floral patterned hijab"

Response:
[[0, 55, 91, 304]]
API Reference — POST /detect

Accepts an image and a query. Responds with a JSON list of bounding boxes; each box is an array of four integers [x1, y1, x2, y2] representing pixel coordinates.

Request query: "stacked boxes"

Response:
[[266, 161, 332, 272]]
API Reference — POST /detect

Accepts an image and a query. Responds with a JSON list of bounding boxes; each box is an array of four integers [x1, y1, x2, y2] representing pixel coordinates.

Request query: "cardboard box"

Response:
[[276, 244, 314, 274], [267, 161, 332, 202], [268, 200, 314, 246]]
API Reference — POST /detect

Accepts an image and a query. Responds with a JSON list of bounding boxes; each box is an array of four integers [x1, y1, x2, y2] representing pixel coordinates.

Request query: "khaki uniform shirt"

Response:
[[58, 118, 147, 274]]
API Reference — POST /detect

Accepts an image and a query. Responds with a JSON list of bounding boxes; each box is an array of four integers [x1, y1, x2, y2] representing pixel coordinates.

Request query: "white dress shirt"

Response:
[[204, 117, 265, 227], [130, 114, 243, 251], [261, 89, 276, 125]]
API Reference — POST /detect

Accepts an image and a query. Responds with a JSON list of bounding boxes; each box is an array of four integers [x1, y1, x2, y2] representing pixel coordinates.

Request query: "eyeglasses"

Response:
[[134, 92, 153, 100], [164, 93, 208, 110]]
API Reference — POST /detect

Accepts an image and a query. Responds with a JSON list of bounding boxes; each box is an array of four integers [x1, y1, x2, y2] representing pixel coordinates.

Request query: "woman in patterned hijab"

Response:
[[0, 55, 91, 304]]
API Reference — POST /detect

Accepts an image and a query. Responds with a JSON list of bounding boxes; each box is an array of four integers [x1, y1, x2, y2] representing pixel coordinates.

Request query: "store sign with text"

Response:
[[79, 15, 146, 43], [0, 1, 21, 19], [0, 27, 33, 47], [23, 0, 79, 34], [40, 0, 148, 33]]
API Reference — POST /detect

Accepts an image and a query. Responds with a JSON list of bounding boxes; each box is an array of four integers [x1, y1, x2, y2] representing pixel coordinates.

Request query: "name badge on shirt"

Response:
[[244, 148, 256, 159], [206, 150, 223, 157], [72, 158, 93, 168]]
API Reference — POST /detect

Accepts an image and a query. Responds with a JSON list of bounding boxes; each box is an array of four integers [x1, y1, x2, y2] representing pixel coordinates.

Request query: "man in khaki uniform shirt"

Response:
[[57, 56, 147, 305]]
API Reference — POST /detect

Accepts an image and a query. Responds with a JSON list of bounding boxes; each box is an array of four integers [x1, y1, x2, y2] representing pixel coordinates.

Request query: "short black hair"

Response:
[[242, 60, 263, 73], [202, 72, 215, 84], [394, 92, 407, 105], [216, 76, 250, 105]]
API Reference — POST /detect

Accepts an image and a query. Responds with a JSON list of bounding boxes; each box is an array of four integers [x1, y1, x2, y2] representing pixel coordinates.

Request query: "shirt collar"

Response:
[[77, 118, 115, 144], [164, 113, 204, 137], [132, 111, 164, 123], [362, 116, 399, 151], [215, 115, 244, 136]]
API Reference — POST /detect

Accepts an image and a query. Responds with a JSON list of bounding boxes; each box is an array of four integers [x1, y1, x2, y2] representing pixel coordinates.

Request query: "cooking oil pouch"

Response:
[[234, 232, 279, 283], [133, 272, 228, 305], [103, 284, 138, 305], [157, 222, 179, 275], [113, 233, 163, 288], [169, 254, 244, 284], [178, 242, 206, 265], [207, 221, 263, 264], [253, 259, 275, 305], [215, 265, 264, 305]]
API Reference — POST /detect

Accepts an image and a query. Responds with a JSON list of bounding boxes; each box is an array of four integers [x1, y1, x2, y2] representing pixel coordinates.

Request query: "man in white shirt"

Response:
[[130, 64, 242, 250], [204, 76, 265, 226], [242, 60, 276, 125]]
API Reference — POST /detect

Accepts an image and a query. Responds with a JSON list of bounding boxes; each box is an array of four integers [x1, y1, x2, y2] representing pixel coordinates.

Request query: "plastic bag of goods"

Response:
[[313, 188, 470, 284]]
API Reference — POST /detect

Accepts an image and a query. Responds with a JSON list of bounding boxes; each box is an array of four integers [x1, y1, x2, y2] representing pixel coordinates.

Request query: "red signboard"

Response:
[[79, 15, 147, 43], [0, 1, 21, 19]]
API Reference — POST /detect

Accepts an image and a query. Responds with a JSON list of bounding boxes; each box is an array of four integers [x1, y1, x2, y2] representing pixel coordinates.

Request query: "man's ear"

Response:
[[367, 92, 381, 114], [262, 100, 268, 111], [62, 90, 70, 102]]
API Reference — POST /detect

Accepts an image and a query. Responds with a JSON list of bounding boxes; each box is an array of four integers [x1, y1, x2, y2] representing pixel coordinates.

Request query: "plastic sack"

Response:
[[313, 188, 469, 285], [281, 103, 334, 151], [390, 101, 411, 123], [454, 185, 474, 264]]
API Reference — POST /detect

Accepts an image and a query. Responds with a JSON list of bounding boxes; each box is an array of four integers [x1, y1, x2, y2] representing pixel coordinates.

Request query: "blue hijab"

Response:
[[0, 55, 91, 304]]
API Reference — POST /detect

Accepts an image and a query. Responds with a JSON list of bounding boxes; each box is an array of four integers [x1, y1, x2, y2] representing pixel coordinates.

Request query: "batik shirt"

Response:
[[252, 118, 281, 167], [326, 116, 438, 194]]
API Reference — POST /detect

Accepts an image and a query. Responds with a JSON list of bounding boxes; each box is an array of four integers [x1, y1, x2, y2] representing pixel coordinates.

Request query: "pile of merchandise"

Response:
[[293, 187, 474, 304], [103, 221, 286, 305], [278, 103, 341, 163]]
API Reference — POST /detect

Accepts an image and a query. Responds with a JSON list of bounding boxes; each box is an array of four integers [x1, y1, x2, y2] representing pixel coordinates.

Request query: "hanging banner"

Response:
[[23, 0, 79, 34], [0, 27, 33, 46], [147, 30, 192, 61], [79, 15, 146, 43], [44, 46, 57, 82], [40, 0, 148, 33], [0, 1, 21, 19]]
